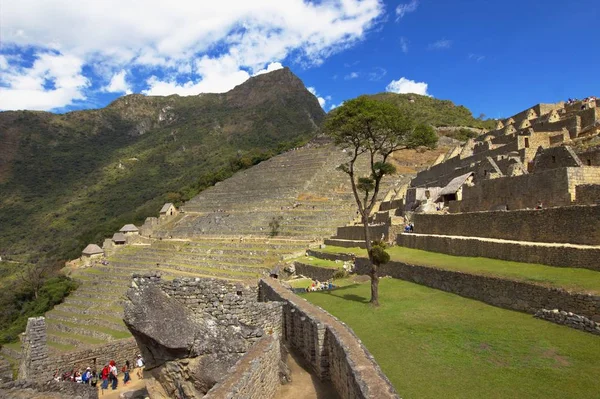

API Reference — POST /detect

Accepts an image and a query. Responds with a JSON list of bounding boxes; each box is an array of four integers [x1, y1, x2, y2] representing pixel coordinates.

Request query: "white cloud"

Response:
[[0, 52, 88, 110], [385, 77, 430, 96], [428, 39, 452, 50], [307, 86, 327, 108], [253, 62, 284, 76], [468, 53, 485, 62], [0, 0, 384, 110], [396, 0, 419, 19], [344, 72, 359, 80], [103, 70, 132, 94], [399, 36, 409, 53], [368, 67, 387, 81], [329, 101, 344, 111]]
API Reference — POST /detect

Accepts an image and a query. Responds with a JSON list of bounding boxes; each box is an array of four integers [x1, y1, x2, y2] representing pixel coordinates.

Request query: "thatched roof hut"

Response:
[[82, 244, 104, 256], [119, 224, 139, 233]]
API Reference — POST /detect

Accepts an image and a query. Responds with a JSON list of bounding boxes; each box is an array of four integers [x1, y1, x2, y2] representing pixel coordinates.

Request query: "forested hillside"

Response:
[[0, 68, 324, 265], [370, 92, 496, 130]]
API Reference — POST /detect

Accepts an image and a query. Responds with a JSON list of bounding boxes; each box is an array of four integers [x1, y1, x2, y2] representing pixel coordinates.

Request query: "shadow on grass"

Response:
[[309, 284, 369, 304]]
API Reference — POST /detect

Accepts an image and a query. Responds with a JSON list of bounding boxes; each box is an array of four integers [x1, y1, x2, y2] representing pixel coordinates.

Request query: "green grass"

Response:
[[290, 256, 343, 269], [46, 330, 106, 345], [319, 245, 600, 293], [301, 278, 600, 399], [47, 341, 76, 351], [47, 319, 130, 340]]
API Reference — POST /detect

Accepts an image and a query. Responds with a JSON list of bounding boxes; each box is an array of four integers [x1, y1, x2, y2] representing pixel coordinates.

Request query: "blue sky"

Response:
[[1, 0, 598, 119]]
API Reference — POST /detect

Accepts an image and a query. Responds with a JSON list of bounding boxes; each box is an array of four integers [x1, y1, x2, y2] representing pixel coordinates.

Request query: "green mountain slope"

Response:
[[0, 67, 324, 264], [370, 92, 496, 129]]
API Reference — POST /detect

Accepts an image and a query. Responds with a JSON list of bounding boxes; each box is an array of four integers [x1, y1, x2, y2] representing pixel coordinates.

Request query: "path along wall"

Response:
[[449, 166, 600, 212], [258, 279, 399, 399], [353, 258, 600, 321], [397, 233, 600, 270], [204, 335, 281, 399], [413, 205, 600, 246], [18, 317, 139, 383]]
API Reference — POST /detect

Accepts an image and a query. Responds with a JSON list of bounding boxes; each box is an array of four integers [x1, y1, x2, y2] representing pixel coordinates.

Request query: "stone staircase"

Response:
[[158, 143, 402, 239]]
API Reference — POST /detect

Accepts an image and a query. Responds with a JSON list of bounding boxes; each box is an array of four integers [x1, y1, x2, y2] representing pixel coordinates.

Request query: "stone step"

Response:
[[46, 319, 127, 342], [46, 311, 128, 333], [106, 260, 268, 277], [46, 329, 105, 348], [323, 238, 367, 249]]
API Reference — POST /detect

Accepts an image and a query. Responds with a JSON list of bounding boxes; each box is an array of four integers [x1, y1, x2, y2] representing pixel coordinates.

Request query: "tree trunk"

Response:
[[362, 213, 379, 306]]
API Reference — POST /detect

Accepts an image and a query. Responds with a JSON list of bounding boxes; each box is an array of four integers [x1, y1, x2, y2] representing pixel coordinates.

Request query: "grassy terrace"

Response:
[[301, 279, 600, 398], [319, 245, 600, 293], [290, 255, 343, 269]]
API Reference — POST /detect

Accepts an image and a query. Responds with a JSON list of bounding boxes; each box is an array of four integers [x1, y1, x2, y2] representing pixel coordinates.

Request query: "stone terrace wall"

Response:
[[353, 258, 600, 321], [576, 185, 600, 205], [204, 335, 281, 399], [0, 357, 13, 383], [258, 278, 399, 399], [18, 316, 139, 383], [0, 379, 98, 399], [294, 262, 337, 281], [449, 166, 600, 212], [397, 233, 600, 270], [148, 276, 283, 336], [413, 205, 600, 246]]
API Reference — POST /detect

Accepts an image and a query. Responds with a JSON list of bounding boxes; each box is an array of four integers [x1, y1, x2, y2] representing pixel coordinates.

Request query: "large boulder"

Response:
[[124, 282, 260, 397]]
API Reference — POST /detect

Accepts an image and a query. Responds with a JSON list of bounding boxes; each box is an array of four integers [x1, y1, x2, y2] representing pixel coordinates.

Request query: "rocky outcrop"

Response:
[[124, 278, 261, 397]]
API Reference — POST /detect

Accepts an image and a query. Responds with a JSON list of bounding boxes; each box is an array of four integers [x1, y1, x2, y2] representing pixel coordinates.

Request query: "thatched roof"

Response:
[[160, 203, 175, 213], [120, 224, 139, 232], [439, 173, 473, 196], [112, 232, 126, 243], [82, 244, 103, 255]]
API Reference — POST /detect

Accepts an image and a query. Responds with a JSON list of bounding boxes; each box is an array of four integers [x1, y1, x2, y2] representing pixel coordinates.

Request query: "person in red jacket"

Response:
[[100, 364, 110, 391]]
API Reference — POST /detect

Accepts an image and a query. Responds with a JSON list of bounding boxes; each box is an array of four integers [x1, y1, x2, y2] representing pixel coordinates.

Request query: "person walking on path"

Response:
[[136, 355, 145, 379], [100, 364, 110, 391], [122, 360, 131, 385], [109, 360, 118, 390]]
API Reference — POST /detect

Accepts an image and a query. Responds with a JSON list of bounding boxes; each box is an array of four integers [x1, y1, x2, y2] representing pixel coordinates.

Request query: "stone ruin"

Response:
[[123, 274, 399, 399]]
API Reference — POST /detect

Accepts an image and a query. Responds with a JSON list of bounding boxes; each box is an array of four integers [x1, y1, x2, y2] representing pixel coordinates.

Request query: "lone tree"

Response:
[[323, 96, 436, 305]]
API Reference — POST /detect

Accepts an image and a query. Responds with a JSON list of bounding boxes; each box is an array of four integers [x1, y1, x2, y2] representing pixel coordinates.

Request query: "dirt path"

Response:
[[277, 350, 339, 399], [97, 369, 146, 399]]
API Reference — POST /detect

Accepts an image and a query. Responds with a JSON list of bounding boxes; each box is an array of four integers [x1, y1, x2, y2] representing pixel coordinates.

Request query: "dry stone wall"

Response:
[[0, 379, 98, 399], [204, 335, 281, 399], [397, 233, 600, 270], [258, 279, 399, 399], [18, 316, 139, 383], [294, 261, 338, 281], [534, 309, 600, 335], [413, 205, 600, 246], [148, 275, 282, 336], [576, 185, 600, 205], [353, 258, 600, 321]]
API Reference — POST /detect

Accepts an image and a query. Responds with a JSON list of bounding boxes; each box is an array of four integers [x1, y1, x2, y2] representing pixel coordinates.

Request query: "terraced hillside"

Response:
[[42, 142, 411, 353], [160, 142, 408, 239]]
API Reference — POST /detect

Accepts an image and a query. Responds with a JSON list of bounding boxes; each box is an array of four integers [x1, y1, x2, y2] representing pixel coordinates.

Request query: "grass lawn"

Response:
[[319, 245, 600, 293], [289, 256, 343, 269], [301, 278, 600, 399]]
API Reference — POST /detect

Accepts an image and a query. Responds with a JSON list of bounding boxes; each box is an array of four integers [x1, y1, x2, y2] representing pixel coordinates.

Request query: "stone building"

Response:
[[159, 202, 178, 216], [112, 232, 126, 245], [81, 244, 103, 262], [119, 224, 139, 235]]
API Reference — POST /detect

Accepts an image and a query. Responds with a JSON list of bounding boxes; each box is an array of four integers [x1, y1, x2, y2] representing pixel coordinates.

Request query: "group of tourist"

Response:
[[52, 355, 144, 392], [306, 279, 335, 292], [404, 223, 414, 233], [566, 96, 596, 109]]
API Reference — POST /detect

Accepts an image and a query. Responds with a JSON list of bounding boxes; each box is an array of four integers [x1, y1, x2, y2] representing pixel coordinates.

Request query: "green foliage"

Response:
[[369, 92, 496, 129], [369, 240, 390, 266], [268, 216, 283, 237], [445, 127, 480, 142], [407, 123, 438, 149], [0, 275, 78, 344]]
